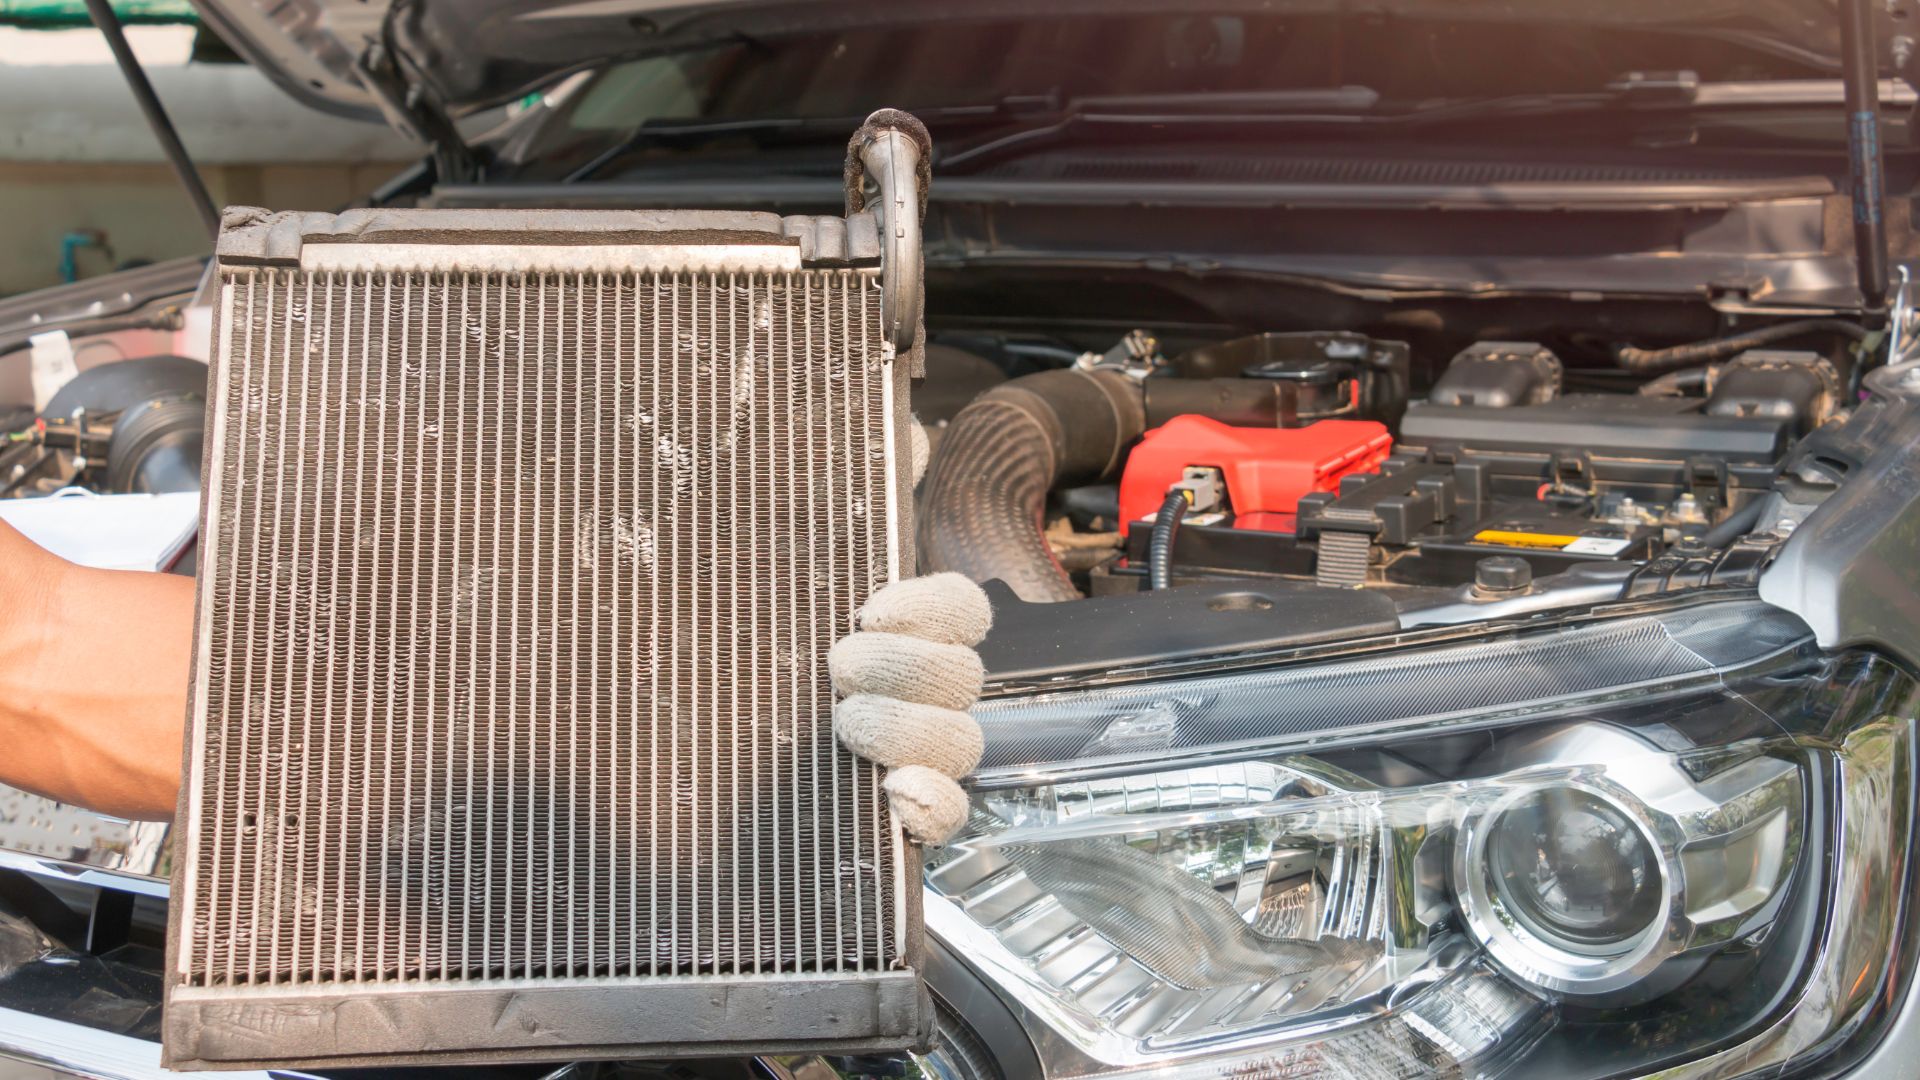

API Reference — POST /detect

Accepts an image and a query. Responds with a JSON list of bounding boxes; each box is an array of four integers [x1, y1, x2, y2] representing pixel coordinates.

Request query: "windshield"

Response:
[[509, 12, 1842, 180]]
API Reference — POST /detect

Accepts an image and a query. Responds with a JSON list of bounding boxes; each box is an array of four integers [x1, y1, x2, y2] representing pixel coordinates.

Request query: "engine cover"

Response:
[[163, 206, 925, 1069], [1118, 415, 1391, 533]]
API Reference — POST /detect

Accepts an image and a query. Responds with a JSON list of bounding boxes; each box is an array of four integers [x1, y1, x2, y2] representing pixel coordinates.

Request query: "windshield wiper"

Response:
[[1053, 86, 1382, 114], [566, 95, 1057, 183], [565, 73, 1919, 184], [936, 74, 1916, 173], [565, 116, 838, 182]]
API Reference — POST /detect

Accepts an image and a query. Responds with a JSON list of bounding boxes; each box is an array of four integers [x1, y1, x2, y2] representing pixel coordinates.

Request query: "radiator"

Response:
[[164, 127, 930, 1069]]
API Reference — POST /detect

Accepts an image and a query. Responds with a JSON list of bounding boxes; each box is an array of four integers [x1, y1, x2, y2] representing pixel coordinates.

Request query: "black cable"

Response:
[[1697, 498, 1770, 550], [84, 0, 218, 239], [1614, 319, 1869, 373], [1147, 490, 1189, 591], [1637, 366, 1715, 397]]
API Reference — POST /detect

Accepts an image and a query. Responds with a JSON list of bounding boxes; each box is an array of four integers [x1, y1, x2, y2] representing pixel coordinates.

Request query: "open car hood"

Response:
[[197, 0, 1888, 126]]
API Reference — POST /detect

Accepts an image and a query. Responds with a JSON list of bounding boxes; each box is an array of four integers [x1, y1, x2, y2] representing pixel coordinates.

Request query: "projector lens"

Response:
[[1487, 786, 1664, 953]]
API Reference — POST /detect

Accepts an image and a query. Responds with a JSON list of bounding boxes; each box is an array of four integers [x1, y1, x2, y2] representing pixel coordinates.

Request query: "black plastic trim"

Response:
[[976, 578, 1401, 682]]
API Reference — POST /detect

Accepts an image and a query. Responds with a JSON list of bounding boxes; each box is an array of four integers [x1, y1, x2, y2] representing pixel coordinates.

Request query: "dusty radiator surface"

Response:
[[165, 207, 924, 1068]]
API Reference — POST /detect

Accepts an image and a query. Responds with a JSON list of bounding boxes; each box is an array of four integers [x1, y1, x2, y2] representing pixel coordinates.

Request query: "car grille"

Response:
[[166, 211, 924, 1068]]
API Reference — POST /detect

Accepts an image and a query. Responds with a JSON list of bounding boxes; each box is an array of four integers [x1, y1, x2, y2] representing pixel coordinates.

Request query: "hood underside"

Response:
[[195, 0, 1886, 126]]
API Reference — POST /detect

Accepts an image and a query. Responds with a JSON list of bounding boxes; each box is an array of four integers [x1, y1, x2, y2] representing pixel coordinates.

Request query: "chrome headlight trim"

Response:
[[1453, 726, 1803, 996], [1453, 779, 1677, 994]]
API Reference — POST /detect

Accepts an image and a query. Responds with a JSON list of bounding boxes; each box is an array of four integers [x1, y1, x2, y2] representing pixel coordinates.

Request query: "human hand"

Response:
[[829, 571, 992, 844], [0, 520, 193, 820]]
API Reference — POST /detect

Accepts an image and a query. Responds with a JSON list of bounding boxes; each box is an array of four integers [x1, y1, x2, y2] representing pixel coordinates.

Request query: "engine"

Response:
[[916, 328, 1841, 629]]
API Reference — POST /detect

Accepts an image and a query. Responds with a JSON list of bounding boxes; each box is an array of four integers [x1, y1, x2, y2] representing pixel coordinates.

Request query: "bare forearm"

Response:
[[0, 522, 193, 820]]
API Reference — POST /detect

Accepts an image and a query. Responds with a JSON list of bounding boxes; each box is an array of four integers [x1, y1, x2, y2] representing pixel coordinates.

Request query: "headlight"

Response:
[[927, 600, 1919, 1078]]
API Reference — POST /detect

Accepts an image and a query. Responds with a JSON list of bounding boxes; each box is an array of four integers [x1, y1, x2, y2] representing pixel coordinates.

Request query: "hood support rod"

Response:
[[83, 0, 218, 239], [1842, 0, 1890, 312]]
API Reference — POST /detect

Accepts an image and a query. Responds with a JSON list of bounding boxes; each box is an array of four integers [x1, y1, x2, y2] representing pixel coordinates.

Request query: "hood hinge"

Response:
[[354, 42, 479, 186]]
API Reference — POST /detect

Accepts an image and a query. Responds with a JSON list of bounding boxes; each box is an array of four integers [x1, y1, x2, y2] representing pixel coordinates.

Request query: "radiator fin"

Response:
[[181, 267, 899, 989]]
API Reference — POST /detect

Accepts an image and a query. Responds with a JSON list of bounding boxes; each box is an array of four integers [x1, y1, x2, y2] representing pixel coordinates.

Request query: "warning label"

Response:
[[1472, 529, 1633, 556]]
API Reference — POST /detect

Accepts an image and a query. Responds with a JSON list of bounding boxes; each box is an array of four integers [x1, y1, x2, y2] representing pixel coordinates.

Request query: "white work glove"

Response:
[[830, 572, 991, 845], [829, 420, 992, 845]]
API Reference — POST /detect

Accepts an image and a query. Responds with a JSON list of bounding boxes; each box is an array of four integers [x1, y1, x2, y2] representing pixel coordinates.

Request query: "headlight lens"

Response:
[[929, 600, 1919, 1079], [1485, 786, 1662, 952]]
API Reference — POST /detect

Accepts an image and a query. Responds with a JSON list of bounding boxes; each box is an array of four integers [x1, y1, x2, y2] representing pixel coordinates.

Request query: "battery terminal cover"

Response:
[[1118, 415, 1391, 534]]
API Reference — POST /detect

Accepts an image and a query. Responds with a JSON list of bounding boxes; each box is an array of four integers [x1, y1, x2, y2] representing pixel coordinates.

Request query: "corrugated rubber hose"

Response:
[[1147, 489, 1189, 591], [919, 368, 1145, 602], [920, 398, 1069, 600]]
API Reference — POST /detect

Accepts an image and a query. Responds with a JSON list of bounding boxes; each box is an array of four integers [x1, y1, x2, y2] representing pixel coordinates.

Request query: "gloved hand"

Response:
[[829, 419, 992, 845], [829, 571, 992, 845]]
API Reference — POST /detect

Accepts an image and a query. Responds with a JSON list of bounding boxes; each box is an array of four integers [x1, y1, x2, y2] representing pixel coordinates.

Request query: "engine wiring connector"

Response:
[[1170, 464, 1226, 515], [1148, 467, 1227, 592], [1159, 461, 1221, 515]]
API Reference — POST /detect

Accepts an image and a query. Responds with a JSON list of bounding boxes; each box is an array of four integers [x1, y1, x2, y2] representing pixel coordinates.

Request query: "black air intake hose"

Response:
[[919, 369, 1145, 602]]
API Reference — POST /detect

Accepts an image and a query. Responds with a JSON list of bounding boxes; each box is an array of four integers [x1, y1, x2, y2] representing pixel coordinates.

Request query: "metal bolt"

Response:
[[1474, 555, 1533, 594], [1897, 35, 1916, 69], [1775, 518, 1799, 535]]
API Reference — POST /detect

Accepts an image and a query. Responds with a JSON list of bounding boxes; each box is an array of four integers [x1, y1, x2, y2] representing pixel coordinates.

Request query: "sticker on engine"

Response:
[[1472, 529, 1579, 550], [1472, 529, 1633, 556], [1563, 536, 1634, 556]]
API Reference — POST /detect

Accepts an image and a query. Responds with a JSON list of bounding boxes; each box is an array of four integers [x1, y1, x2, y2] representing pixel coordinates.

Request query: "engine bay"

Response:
[[905, 320, 1849, 660], [0, 299, 1860, 645]]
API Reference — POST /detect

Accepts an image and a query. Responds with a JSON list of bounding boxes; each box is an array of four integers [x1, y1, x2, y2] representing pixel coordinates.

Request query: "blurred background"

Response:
[[0, 0, 416, 296]]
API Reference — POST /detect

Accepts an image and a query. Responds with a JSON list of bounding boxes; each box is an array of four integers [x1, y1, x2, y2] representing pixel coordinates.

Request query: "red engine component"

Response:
[[1118, 415, 1392, 534]]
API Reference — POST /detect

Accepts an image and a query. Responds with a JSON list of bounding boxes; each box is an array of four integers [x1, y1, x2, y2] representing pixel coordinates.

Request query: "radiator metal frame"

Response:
[[163, 200, 930, 1070]]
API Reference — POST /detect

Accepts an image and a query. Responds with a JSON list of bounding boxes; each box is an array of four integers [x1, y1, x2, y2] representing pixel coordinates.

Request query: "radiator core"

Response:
[[165, 210, 923, 1068]]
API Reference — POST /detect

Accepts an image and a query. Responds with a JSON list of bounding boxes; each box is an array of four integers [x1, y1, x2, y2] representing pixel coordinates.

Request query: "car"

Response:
[[4, 1, 1920, 1077]]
